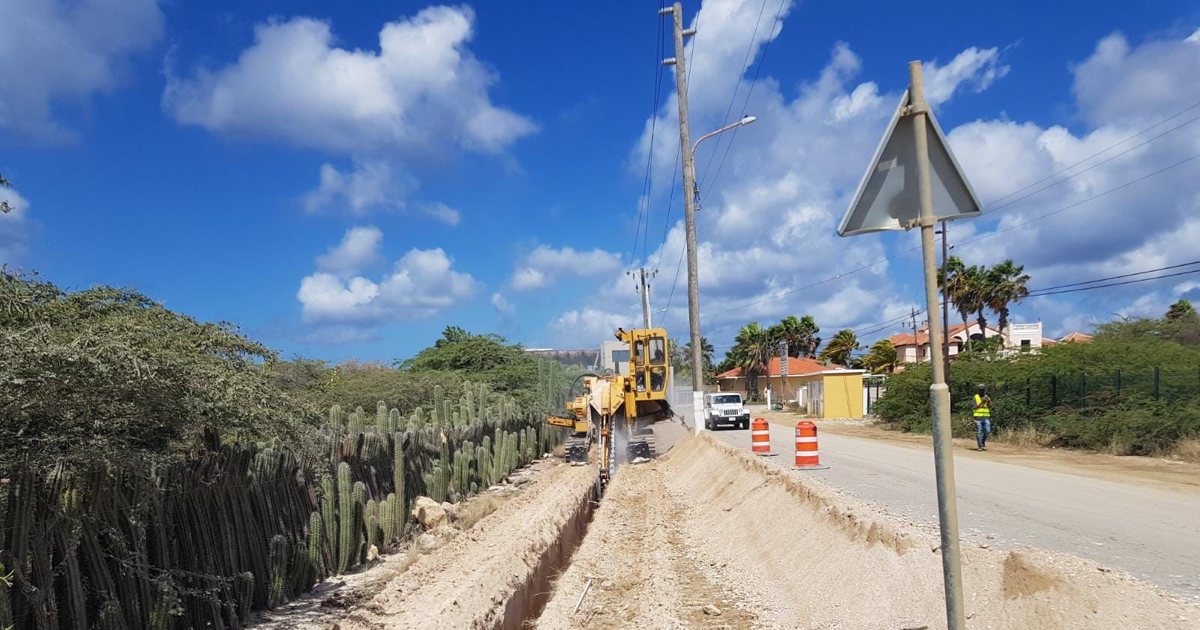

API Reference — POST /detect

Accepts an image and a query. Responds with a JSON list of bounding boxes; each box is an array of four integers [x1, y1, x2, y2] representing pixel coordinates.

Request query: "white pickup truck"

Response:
[[703, 392, 750, 430]]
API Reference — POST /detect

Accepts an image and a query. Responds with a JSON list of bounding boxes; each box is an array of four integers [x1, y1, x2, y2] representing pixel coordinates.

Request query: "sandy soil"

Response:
[[538, 433, 1197, 629], [251, 458, 593, 630], [753, 408, 1200, 494]]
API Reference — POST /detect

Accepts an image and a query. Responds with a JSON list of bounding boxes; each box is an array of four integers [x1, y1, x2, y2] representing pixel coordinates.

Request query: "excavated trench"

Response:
[[500, 484, 597, 629]]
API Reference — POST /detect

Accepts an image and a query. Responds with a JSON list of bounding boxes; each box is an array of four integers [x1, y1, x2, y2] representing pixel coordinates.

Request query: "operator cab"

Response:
[[615, 327, 669, 400]]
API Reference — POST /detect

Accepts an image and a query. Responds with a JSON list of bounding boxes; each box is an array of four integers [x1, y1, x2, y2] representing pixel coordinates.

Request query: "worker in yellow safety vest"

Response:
[[973, 384, 992, 451]]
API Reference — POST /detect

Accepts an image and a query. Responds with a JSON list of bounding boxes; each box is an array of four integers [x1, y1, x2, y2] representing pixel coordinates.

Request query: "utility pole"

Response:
[[661, 1, 704, 431], [630, 267, 656, 329], [910, 61, 966, 630]]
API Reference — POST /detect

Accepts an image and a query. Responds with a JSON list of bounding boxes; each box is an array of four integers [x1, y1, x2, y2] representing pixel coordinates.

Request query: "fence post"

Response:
[[1025, 377, 1030, 405], [1154, 367, 1161, 401], [1050, 374, 1057, 407]]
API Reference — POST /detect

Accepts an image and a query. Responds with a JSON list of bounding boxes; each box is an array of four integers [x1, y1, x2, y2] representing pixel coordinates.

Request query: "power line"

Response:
[[987, 98, 1200, 207], [663, 147, 1200, 329], [696, 0, 769, 192], [701, 0, 787, 205], [987, 112, 1200, 213], [631, 1, 670, 267], [1028, 260, 1200, 293], [1028, 268, 1200, 298]]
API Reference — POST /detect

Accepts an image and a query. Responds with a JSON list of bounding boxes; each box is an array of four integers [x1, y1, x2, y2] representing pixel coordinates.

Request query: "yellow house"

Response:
[[715, 357, 865, 418]]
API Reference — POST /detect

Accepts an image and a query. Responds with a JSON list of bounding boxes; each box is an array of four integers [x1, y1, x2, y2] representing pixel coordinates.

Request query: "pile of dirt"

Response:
[[538, 434, 1196, 629]]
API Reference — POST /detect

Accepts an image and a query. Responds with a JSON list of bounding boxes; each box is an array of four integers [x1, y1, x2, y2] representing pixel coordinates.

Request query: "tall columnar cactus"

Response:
[[348, 408, 365, 438], [328, 404, 344, 430], [320, 473, 336, 564], [365, 499, 379, 556], [393, 433, 406, 537], [480, 436, 493, 485], [307, 511, 325, 580], [376, 401, 388, 432], [388, 408, 401, 433], [352, 482, 367, 564], [434, 430, 450, 501], [465, 388, 476, 424], [442, 399, 453, 429], [336, 462, 353, 573], [433, 385, 445, 426], [380, 493, 396, 544], [268, 535, 289, 608]]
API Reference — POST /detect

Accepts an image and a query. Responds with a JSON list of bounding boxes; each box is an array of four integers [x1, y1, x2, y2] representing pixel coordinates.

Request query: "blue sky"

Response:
[[3, 0, 1200, 363]]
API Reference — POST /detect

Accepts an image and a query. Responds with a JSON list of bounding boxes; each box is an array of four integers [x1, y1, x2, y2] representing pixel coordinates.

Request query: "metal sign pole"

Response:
[[909, 60, 966, 630]]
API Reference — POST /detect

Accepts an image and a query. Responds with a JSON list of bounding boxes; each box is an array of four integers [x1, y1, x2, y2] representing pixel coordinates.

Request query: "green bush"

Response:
[[873, 320, 1200, 455]]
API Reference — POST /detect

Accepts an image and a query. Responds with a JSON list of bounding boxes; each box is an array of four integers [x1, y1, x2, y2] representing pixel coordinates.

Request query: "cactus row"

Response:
[[0, 383, 566, 630]]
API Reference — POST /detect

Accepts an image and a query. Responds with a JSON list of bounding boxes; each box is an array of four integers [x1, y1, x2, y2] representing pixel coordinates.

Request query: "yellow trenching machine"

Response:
[[547, 327, 674, 492]]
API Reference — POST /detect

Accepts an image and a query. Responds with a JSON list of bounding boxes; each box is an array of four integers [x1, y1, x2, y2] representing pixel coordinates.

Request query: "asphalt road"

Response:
[[696, 415, 1200, 604]]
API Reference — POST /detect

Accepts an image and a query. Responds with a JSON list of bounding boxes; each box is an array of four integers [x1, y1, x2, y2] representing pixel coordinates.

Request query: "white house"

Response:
[[888, 321, 1054, 365]]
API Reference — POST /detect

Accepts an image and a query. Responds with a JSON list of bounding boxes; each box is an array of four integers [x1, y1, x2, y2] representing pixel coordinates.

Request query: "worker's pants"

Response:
[[974, 418, 991, 449]]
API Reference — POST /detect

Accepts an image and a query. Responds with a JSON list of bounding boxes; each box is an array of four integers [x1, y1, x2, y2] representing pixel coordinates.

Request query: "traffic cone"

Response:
[[794, 420, 829, 470]]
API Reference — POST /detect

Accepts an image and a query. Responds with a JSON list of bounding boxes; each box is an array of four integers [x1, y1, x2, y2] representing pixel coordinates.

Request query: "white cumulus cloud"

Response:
[[163, 7, 535, 155], [509, 245, 623, 291], [298, 229, 477, 331], [315, 226, 384, 276], [0, 0, 163, 141]]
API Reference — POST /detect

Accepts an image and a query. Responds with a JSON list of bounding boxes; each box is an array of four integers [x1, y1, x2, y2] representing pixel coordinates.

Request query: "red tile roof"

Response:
[[889, 322, 986, 347], [715, 356, 829, 379], [1060, 332, 1094, 343]]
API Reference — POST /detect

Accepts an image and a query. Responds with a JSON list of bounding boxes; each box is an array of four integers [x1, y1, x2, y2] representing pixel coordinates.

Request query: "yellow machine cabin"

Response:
[[547, 326, 674, 491]]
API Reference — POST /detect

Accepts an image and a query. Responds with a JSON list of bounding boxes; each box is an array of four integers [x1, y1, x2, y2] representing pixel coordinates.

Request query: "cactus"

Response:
[[0, 561, 11, 630], [352, 482, 367, 564], [480, 436, 493, 485], [433, 385, 445, 425], [366, 499, 380, 556], [319, 472, 336, 568], [388, 408, 401, 432], [349, 407, 365, 437], [328, 404, 344, 430], [442, 399, 453, 429], [268, 535, 289, 608], [336, 462, 353, 573], [393, 433, 406, 537], [380, 493, 396, 544], [433, 430, 450, 502], [307, 511, 325, 579]]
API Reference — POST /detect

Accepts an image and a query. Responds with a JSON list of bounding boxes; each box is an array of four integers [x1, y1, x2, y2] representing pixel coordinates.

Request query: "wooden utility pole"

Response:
[[661, 2, 704, 429]]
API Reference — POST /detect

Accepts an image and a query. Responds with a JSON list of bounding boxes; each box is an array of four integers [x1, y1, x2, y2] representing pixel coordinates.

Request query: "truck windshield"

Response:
[[712, 395, 741, 405]]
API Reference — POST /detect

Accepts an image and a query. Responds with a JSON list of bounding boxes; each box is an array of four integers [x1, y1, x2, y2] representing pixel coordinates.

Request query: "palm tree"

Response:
[[682, 336, 715, 372], [767, 314, 821, 358], [861, 339, 897, 374], [818, 329, 860, 366], [731, 322, 771, 395], [985, 260, 1031, 334]]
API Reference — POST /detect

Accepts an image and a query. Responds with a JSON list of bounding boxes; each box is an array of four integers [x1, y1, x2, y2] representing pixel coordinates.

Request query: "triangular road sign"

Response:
[[838, 90, 983, 236]]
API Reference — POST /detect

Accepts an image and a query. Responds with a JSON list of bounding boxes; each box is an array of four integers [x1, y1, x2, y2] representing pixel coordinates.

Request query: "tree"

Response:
[[0, 271, 314, 471], [986, 260, 1031, 334], [862, 339, 898, 374], [730, 322, 771, 395], [1166, 299, 1198, 321], [767, 314, 821, 358], [683, 336, 715, 372], [819, 329, 860, 366]]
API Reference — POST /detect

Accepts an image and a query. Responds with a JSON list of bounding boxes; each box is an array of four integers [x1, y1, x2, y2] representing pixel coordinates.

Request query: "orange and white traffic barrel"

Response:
[[794, 420, 829, 470], [751, 418, 772, 455]]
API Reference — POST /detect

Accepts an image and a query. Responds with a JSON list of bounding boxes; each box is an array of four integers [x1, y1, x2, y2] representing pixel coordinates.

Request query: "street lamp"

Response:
[[683, 114, 757, 432], [691, 116, 758, 206]]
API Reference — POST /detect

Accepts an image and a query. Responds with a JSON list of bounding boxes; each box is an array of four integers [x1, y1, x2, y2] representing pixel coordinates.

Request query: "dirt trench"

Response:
[[535, 433, 1197, 629]]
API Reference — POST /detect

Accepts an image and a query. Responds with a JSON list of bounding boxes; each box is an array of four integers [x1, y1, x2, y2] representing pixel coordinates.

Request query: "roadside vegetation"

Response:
[[0, 271, 577, 629], [873, 302, 1200, 458]]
